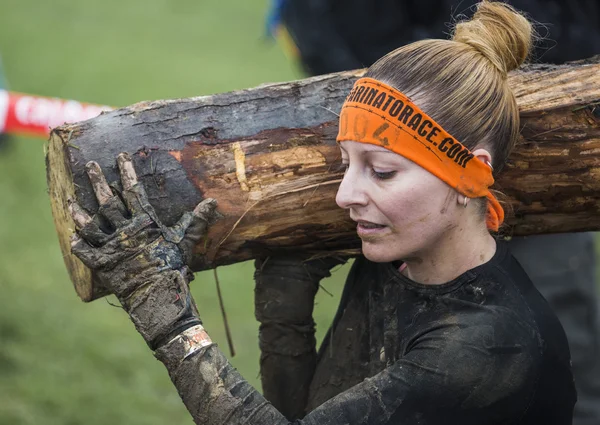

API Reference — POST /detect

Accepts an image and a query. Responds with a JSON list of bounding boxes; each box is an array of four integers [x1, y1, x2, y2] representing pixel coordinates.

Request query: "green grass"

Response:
[[0, 2, 350, 424]]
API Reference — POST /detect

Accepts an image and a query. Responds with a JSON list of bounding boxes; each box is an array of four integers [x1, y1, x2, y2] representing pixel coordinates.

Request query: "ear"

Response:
[[457, 148, 493, 208], [471, 148, 493, 170]]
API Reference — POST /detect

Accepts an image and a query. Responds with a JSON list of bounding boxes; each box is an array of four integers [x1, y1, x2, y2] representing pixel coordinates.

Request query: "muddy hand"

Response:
[[68, 152, 220, 349]]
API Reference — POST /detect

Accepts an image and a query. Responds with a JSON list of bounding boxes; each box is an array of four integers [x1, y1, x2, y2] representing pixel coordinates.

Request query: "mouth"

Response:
[[354, 219, 389, 237]]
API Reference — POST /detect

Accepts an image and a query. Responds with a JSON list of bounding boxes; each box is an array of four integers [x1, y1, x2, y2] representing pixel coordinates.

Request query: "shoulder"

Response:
[[397, 308, 541, 412], [408, 304, 542, 362]]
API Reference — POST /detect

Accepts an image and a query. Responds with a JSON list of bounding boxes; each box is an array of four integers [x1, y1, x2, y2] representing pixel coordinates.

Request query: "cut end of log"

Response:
[[46, 128, 94, 302]]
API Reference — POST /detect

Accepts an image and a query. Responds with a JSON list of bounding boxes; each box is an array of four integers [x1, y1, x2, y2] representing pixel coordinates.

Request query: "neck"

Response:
[[401, 219, 497, 285]]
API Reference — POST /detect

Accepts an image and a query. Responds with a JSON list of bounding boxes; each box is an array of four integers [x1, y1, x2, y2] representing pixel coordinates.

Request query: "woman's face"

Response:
[[336, 141, 461, 263]]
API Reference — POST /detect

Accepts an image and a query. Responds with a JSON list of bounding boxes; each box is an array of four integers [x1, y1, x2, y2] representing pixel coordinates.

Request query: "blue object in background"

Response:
[[265, 0, 287, 38]]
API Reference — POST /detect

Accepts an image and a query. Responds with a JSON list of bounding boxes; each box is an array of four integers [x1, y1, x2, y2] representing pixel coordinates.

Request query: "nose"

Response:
[[335, 166, 369, 209]]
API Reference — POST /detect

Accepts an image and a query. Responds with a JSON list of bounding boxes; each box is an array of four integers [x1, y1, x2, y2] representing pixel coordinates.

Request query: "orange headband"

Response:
[[336, 77, 504, 231]]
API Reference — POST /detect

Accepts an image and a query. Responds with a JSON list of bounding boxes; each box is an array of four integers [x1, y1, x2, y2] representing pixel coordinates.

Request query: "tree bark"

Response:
[[46, 58, 600, 301]]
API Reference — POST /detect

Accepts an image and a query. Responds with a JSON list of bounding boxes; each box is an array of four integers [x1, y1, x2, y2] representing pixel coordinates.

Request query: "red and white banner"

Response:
[[0, 90, 113, 138]]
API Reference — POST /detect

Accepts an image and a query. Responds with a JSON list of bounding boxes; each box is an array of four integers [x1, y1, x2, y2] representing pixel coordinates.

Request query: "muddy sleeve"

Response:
[[154, 311, 538, 425], [253, 257, 336, 419]]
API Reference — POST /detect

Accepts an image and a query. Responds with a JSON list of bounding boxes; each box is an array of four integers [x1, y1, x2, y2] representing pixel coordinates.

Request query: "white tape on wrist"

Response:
[[168, 324, 214, 360]]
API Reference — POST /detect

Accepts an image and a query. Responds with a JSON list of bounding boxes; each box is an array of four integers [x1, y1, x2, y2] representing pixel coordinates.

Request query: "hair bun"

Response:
[[453, 0, 533, 75]]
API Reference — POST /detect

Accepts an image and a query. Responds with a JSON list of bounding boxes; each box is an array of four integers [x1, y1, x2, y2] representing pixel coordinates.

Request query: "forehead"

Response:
[[339, 141, 398, 156]]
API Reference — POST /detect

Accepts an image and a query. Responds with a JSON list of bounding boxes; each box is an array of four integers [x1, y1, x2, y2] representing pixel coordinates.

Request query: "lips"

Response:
[[356, 220, 386, 229], [354, 219, 389, 238]]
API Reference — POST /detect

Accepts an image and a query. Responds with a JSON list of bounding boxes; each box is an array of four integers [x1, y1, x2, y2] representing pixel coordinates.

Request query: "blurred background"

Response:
[[0, 1, 349, 424]]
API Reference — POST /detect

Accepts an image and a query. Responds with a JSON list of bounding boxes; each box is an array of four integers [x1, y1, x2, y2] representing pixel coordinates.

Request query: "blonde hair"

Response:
[[365, 0, 534, 173]]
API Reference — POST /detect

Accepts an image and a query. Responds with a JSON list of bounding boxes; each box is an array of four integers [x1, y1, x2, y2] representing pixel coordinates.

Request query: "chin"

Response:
[[361, 240, 404, 263]]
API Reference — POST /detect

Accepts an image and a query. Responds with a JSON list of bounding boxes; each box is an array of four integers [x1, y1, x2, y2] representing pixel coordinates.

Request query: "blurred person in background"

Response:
[[266, 1, 600, 424]]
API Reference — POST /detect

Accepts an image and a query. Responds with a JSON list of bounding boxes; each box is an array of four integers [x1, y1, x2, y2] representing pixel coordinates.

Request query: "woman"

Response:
[[69, 1, 576, 424]]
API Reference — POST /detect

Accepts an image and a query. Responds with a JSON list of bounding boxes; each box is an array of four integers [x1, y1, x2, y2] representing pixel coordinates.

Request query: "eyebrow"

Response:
[[339, 146, 397, 156]]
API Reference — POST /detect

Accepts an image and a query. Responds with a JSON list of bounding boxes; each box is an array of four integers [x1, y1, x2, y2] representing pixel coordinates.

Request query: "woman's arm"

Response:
[[153, 311, 538, 425], [254, 256, 344, 419]]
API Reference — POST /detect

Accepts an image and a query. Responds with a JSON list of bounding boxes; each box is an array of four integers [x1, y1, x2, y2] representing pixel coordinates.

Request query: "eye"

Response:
[[371, 169, 396, 180]]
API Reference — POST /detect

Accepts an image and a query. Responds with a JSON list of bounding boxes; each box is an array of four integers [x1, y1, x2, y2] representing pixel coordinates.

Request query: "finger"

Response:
[[121, 181, 152, 217], [117, 226, 162, 250], [169, 211, 195, 241], [98, 196, 129, 228], [180, 198, 221, 243], [70, 233, 103, 269], [192, 198, 221, 225], [175, 199, 221, 262], [179, 198, 221, 242], [79, 218, 112, 246], [86, 161, 113, 205], [117, 152, 138, 190], [117, 152, 151, 216], [119, 212, 155, 237], [68, 199, 93, 229]]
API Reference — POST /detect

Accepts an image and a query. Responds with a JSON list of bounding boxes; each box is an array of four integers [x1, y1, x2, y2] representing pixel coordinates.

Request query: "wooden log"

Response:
[[46, 58, 600, 302]]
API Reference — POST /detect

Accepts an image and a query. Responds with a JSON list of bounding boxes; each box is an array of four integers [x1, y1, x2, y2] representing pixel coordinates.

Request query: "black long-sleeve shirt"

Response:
[[155, 241, 576, 424]]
